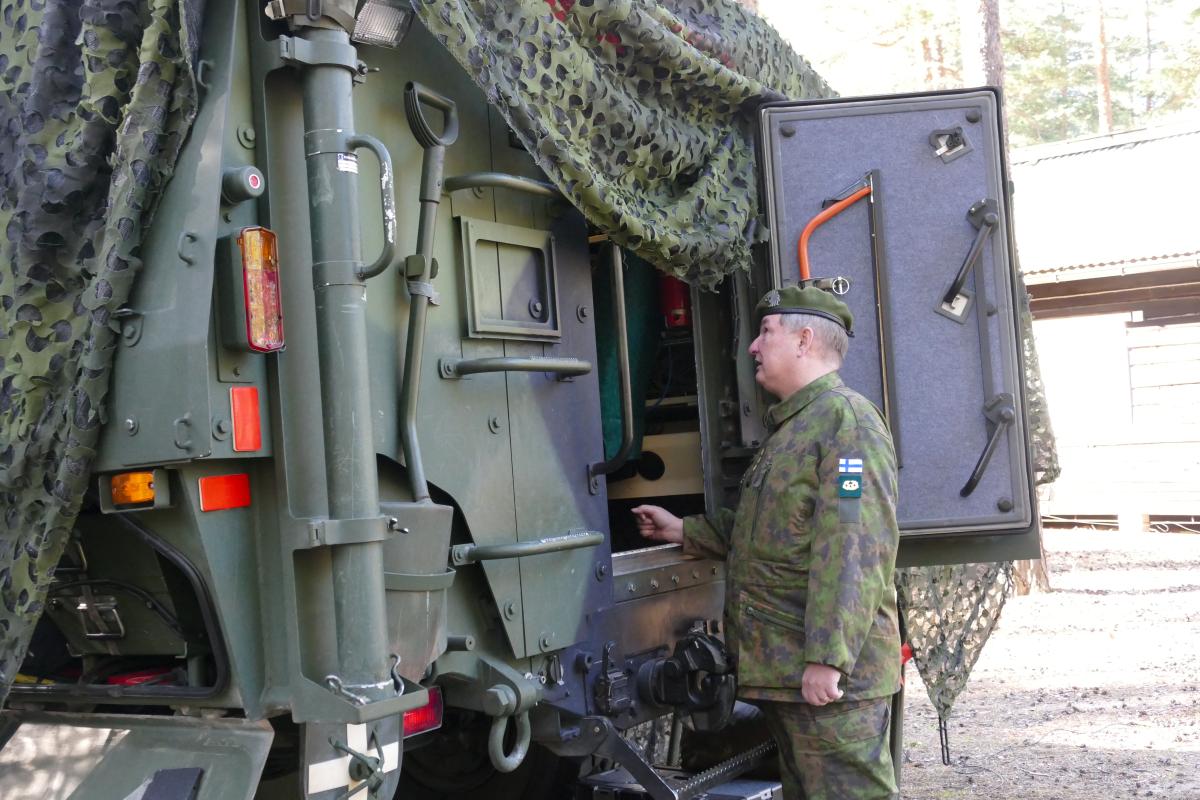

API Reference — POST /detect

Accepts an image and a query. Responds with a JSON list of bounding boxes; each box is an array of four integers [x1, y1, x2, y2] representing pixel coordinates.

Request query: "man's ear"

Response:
[[796, 326, 814, 355]]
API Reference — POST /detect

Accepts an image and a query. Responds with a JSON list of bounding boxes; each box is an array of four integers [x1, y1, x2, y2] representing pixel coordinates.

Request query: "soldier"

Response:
[[633, 285, 901, 800]]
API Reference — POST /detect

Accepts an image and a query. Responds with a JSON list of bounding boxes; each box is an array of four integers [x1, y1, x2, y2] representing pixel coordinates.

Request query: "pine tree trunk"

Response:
[[1096, 0, 1114, 133]]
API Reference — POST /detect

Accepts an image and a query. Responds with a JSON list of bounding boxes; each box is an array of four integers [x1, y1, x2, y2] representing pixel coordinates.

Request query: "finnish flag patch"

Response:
[[838, 457, 863, 474]]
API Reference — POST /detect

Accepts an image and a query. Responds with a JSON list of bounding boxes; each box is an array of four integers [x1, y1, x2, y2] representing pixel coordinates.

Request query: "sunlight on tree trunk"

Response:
[[1096, 0, 1114, 133]]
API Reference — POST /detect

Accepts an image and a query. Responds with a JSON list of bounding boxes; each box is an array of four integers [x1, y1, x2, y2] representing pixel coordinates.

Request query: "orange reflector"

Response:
[[111, 472, 156, 506], [198, 474, 251, 512], [236, 227, 285, 352], [230, 387, 262, 452], [403, 686, 443, 738]]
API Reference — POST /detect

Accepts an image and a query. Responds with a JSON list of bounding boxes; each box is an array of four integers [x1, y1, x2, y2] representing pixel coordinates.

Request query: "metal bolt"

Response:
[[124, 417, 139, 435], [215, 419, 231, 435], [529, 299, 544, 318], [488, 416, 503, 434], [592, 725, 601, 735], [626, 582, 636, 594], [997, 497, 1014, 512], [122, 324, 138, 341], [576, 304, 590, 322], [503, 601, 517, 620], [649, 579, 659, 590], [232, 365, 242, 377], [966, 109, 982, 123], [711, 566, 718, 575], [237, 125, 257, 148], [671, 575, 679, 585], [692, 569, 700, 579], [540, 635, 553, 650], [595, 563, 608, 581], [471, 186, 486, 198], [780, 124, 796, 137]]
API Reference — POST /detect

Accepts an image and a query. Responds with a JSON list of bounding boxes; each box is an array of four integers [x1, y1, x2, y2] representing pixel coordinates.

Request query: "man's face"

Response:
[[748, 314, 805, 397]]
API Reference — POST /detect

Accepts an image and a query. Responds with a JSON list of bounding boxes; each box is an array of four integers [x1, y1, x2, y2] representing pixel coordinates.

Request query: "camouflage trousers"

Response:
[[758, 698, 898, 800]]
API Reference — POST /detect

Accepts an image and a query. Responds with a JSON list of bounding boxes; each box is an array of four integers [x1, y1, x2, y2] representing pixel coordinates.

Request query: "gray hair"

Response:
[[778, 313, 849, 366]]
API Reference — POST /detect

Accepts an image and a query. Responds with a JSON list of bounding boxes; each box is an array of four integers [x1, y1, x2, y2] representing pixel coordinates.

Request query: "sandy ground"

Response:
[[900, 528, 1200, 800]]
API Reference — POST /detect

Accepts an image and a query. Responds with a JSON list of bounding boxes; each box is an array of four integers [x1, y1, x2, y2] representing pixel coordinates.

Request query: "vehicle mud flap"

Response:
[[381, 501, 455, 683], [301, 718, 401, 800], [0, 710, 272, 800]]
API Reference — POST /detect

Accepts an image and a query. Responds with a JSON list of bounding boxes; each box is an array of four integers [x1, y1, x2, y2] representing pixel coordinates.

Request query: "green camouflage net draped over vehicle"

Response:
[[412, 0, 833, 288], [0, 0, 199, 701], [896, 281, 1060, 729]]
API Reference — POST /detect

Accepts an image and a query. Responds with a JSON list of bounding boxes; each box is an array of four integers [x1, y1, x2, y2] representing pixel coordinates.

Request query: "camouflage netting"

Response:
[[895, 285, 1060, 726], [412, 0, 833, 288], [0, 0, 200, 701]]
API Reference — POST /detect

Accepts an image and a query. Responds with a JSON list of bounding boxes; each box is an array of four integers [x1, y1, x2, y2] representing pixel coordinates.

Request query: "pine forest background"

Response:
[[757, 0, 1200, 146]]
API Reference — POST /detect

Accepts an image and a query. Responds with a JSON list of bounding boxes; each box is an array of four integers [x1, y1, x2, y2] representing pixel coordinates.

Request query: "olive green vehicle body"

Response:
[[0, 3, 1039, 798]]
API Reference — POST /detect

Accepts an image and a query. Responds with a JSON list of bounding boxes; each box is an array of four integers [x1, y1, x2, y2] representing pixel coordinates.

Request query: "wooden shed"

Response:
[[1013, 117, 1200, 531]]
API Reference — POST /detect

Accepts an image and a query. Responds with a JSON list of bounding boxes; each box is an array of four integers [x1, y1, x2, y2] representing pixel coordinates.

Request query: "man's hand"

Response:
[[631, 505, 684, 545], [801, 663, 844, 706]]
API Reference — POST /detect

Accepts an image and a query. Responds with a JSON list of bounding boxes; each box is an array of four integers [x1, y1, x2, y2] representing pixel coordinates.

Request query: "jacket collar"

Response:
[[766, 371, 843, 430]]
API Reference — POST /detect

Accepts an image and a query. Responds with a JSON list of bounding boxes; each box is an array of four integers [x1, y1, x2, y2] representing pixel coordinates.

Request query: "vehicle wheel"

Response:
[[397, 708, 579, 800]]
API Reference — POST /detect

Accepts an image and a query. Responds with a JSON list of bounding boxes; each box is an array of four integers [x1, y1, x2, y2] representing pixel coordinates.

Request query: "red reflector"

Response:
[[403, 686, 443, 738], [198, 473, 251, 511], [230, 386, 262, 452]]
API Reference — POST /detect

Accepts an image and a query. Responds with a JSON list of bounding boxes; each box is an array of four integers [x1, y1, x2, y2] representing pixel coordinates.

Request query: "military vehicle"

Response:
[[0, 1, 1043, 798]]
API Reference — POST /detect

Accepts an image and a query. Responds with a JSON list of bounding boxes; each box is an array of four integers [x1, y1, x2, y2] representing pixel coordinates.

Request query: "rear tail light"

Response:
[[235, 227, 285, 352], [403, 686, 443, 737]]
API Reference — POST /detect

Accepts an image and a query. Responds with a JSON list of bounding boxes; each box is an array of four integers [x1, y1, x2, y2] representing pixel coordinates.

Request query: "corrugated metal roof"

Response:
[[1010, 116, 1200, 284]]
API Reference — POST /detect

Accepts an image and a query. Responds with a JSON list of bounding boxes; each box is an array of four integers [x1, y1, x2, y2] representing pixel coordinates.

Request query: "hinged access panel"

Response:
[[757, 89, 1038, 558]]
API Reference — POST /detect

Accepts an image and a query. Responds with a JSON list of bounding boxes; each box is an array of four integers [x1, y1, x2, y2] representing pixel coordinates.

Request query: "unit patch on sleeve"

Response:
[[837, 474, 863, 498]]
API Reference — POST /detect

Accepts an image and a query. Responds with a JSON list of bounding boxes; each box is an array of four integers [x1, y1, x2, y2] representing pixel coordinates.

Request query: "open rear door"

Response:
[[756, 88, 1039, 565]]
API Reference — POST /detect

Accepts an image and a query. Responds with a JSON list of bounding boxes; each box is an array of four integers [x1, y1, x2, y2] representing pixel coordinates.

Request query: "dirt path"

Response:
[[900, 528, 1200, 799]]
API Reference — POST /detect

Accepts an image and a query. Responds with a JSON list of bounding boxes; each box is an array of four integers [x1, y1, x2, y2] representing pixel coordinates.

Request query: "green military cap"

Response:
[[756, 284, 854, 336]]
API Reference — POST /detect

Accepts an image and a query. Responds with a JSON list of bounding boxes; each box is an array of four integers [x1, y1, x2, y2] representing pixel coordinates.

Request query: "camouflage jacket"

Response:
[[683, 372, 901, 703]]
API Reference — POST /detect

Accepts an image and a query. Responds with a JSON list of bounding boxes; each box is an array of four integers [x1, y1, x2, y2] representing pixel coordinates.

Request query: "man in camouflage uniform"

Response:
[[634, 285, 900, 799]]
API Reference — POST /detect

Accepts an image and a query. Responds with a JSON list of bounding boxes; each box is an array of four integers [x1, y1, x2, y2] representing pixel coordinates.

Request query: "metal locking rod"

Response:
[[959, 393, 1015, 497], [940, 198, 998, 313]]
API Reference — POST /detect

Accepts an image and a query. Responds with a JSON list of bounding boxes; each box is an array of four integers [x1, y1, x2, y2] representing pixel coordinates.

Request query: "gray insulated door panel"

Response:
[[758, 90, 1032, 536]]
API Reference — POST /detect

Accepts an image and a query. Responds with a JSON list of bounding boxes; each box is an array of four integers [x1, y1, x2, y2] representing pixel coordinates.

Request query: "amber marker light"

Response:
[[110, 472, 156, 507], [235, 227, 285, 352]]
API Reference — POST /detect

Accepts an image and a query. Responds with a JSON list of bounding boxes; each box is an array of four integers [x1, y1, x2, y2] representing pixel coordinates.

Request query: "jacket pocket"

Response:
[[735, 596, 807, 689]]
